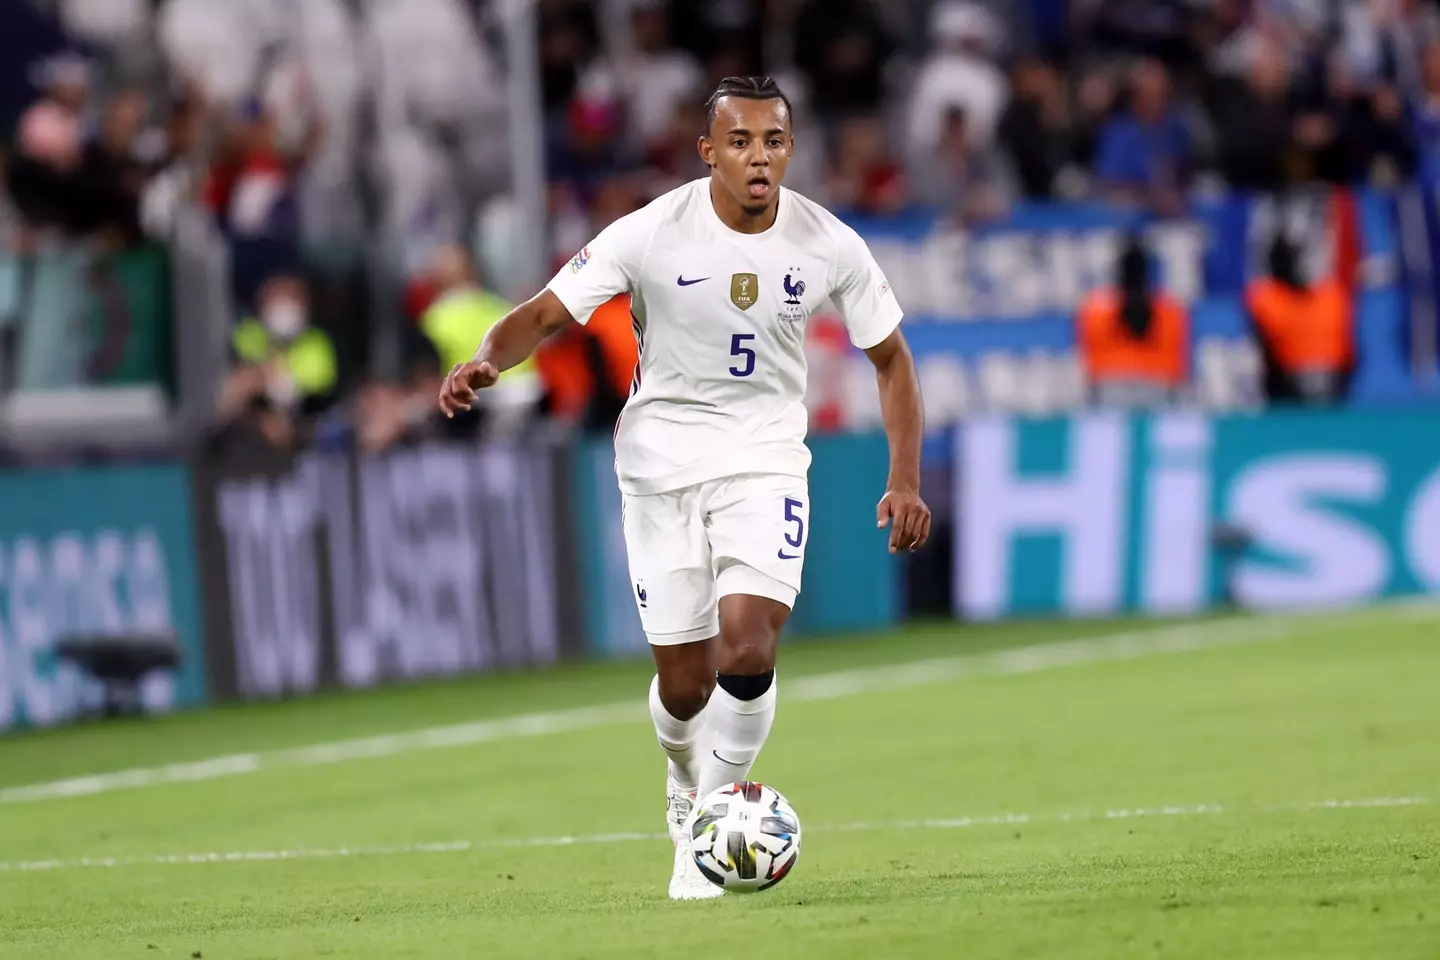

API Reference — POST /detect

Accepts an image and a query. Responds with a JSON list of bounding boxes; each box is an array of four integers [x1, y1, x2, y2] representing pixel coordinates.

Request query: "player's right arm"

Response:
[[438, 289, 574, 417], [439, 214, 651, 418]]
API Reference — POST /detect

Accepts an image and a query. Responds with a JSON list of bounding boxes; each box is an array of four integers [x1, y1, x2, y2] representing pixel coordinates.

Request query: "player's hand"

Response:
[[877, 489, 931, 554], [437, 360, 499, 418]]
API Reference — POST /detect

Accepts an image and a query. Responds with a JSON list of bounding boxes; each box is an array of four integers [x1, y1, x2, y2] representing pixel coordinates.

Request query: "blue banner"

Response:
[[842, 191, 1414, 423], [572, 435, 900, 656], [953, 409, 1440, 620], [0, 464, 207, 730]]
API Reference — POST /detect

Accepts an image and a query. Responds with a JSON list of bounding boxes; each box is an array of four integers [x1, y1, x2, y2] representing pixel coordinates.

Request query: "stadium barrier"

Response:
[[0, 463, 207, 732], [953, 407, 1440, 620], [191, 437, 575, 701], [571, 432, 902, 657], [13, 404, 1436, 732]]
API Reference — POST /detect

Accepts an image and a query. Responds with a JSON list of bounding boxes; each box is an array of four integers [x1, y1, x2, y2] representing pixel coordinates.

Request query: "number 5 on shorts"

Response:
[[778, 497, 804, 560]]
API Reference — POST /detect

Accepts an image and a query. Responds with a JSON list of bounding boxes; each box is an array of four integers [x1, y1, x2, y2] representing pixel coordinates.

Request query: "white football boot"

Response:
[[666, 774, 723, 900]]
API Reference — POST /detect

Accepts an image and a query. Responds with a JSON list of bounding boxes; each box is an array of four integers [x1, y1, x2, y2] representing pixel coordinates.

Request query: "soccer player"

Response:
[[438, 77, 930, 899]]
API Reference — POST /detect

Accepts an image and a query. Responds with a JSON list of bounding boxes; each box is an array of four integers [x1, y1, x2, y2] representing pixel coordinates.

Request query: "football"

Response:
[[690, 781, 801, 892]]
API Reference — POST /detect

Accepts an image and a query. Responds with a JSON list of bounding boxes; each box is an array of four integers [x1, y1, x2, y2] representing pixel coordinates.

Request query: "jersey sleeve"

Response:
[[545, 211, 652, 325], [830, 225, 904, 350]]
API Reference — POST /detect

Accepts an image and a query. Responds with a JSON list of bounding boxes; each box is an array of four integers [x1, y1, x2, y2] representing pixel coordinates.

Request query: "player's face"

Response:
[[700, 97, 792, 216]]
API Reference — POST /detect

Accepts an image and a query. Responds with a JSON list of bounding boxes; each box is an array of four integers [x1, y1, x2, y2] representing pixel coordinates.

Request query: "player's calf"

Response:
[[651, 639, 715, 720], [650, 639, 716, 790], [695, 594, 789, 799]]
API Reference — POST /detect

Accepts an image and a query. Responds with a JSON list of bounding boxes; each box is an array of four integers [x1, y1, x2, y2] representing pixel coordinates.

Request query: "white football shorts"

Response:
[[620, 473, 809, 646]]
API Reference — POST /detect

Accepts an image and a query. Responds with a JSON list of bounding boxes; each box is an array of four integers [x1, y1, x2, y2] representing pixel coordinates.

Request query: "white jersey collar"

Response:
[[701, 179, 790, 242]]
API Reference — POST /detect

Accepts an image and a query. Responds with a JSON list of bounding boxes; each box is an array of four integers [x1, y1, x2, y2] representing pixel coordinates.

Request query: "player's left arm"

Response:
[[832, 225, 931, 553], [865, 329, 931, 553]]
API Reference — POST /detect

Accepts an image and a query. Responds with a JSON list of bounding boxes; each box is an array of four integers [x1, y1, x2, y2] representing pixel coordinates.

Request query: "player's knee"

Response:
[[719, 643, 774, 676], [658, 672, 713, 721], [717, 622, 779, 676]]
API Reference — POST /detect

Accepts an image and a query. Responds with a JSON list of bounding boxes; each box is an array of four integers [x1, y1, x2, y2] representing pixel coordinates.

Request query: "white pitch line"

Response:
[[0, 796, 1429, 874], [0, 610, 1388, 806]]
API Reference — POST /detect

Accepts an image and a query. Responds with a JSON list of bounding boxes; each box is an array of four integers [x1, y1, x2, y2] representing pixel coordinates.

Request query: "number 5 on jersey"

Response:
[[730, 333, 756, 377], [778, 497, 805, 560]]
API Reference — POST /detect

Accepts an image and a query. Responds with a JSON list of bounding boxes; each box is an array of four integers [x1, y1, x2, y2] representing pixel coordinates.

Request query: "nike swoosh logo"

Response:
[[777, 550, 801, 560], [712, 749, 742, 765], [676, 276, 710, 286]]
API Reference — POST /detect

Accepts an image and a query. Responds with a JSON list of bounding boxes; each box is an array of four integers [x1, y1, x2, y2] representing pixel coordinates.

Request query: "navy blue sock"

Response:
[[716, 669, 775, 702]]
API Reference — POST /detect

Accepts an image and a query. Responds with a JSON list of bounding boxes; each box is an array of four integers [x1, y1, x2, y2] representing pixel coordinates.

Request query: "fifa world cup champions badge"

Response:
[[731, 273, 758, 311]]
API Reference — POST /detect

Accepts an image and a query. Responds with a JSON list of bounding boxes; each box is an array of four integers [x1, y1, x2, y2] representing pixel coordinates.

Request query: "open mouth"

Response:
[[747, 176, 771, 198]]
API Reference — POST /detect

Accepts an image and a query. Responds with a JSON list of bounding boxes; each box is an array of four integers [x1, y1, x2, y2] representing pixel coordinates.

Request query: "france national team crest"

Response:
[[569, 246, 591, 273], [779, 267, 807, 323], [731, 273, 758, 311]]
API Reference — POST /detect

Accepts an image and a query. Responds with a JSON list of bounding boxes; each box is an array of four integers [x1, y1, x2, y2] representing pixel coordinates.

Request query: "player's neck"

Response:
[[708, 178, 780, 235]]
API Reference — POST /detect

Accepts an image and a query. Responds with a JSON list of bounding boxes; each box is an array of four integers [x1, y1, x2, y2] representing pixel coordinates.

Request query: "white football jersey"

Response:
[[546, 178, 902, 496]]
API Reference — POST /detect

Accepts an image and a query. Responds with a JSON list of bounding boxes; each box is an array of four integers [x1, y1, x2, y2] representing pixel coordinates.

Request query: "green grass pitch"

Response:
[[0, 607, 1436, 959]]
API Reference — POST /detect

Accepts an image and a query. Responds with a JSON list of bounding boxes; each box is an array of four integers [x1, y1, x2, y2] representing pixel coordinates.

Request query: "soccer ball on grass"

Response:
[[690, 781, 801, 891]]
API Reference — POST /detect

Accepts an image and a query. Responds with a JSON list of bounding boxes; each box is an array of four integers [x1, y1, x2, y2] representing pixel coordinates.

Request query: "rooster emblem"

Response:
[[783, 272, 806, 305]]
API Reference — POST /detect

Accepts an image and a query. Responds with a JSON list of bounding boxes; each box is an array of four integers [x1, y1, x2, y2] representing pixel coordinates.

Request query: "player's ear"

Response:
[[698, 135, 715, 168]]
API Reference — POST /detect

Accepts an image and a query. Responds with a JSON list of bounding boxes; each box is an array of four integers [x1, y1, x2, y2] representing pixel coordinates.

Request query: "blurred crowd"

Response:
[[533, 0, 1438, 231], [3, 0, 1439, 452]]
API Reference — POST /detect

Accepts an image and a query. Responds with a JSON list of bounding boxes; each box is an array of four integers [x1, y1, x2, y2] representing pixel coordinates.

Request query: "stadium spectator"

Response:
[[1298, 51, 1414, 186], [826, 116, 907, 214], [700, 37, 754, 90], [1024, 0, 1069, 58], [1082, 0, 1201, 68], [998, 56, 1087, 199], [350, 376, 413, 453], [230, 274, 337, 418], [1334, 0, 1440, 92], [77, 87, 150, 245], [417, 244, 543, 430], [1077, 236, 1189, 408], [138, 86, 210, 241], [344, 319, 467, 455], [645, 97, 712, 188], [538, 2, 599, 115], [1207, 0, 1326, 80], [910, 106, 1016, 224], [1092, 58, 1191, 215], [535, 291, 636, 434], [6, 53, 90, 234], [216, 275, 335, 451], [905, 2, 1009, 160], [207, 94, 324, 309], [1073, 64, 1120, 171], [588, 175, 645, 234], [581, 1, 701, 152], [1246, 233, 1355, 406], [1207, 38, 1297, 192], [645, 0, 762, 87], [546, 96, 624, 209], [789, 0, 897, 121]]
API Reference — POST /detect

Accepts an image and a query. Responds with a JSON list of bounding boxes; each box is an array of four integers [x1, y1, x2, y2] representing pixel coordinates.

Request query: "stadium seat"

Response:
[[157, 0, 263, 105], [59, 0, 150, 47], [287, 0, 365, 245], [364, 0, 509, 201], [364, 0, 503, 130], [374, 125, 464, 279]]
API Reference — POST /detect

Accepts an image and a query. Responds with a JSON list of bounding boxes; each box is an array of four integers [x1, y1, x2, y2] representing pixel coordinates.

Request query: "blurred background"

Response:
[[1, 0, 1439, 727]]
